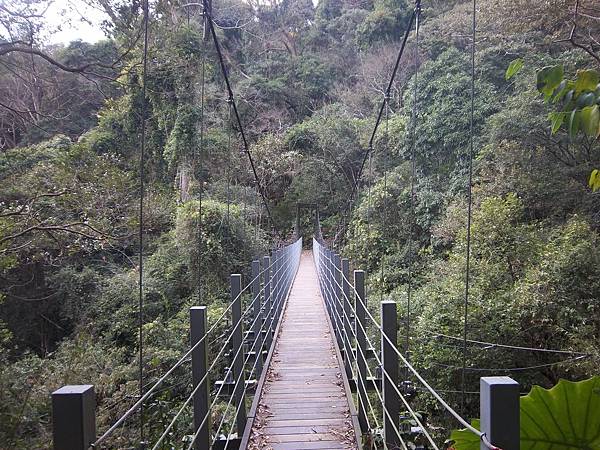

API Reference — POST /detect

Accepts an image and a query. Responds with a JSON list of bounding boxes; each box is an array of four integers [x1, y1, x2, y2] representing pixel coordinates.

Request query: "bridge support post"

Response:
[[274, 249, 281, 321], [190, 306, 210, 450], [480, 376, 520, 450], [334, 253, 344, 350], [381, 301, 400, 448], [251, 260, 263, 377], [263, 256, 272, 351], [342, 258, 353, 380], [354, 270, 369, 433], [321, 248, 330, 318], [52, 385, 96, 450], [327, 249, 334, 325], [230, 274, 248, 436]]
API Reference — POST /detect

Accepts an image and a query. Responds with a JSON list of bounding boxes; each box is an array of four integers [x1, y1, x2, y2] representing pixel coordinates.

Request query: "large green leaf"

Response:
[[589, 169, 600, 192], [450, 377, 600, 450], [449, 419, 480, 450], [575, 69, 600, 95], [580, 105, 600, 138], [506, 59, 524, 80], [521, 377, 600, 449], [537, 65, 564, 99]]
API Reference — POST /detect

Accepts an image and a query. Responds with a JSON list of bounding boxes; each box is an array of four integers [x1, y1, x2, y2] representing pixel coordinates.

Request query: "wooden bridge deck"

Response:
[[244, 251, 360, 450]]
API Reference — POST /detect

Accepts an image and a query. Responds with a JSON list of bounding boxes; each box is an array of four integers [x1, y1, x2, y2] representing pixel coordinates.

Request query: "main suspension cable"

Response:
[[202, 1, 280, 238]]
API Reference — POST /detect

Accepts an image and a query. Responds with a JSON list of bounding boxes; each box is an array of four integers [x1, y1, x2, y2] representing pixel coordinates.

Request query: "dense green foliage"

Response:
[[0, 0, 599, 448]]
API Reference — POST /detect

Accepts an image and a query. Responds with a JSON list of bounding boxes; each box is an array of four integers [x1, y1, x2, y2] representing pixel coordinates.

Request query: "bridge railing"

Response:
[[313, 238, 519, 450], [51, 238, 303, 450]]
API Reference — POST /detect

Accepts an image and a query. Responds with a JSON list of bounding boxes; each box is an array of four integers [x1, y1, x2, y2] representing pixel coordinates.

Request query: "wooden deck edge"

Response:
[[321, 284, 364, 450], [239, 258, 302, 450]]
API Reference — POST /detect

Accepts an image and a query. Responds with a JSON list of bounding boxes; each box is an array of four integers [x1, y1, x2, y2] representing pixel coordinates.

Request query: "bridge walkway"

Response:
[[244, 251, 360, 450]]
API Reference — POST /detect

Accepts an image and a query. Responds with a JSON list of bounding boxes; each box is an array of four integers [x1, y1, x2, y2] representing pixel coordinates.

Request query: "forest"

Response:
[[0, 0, 599, 448]]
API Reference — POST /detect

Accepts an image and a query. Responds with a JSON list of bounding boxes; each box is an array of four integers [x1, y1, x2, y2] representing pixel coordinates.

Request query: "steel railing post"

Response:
[[52, 385, 96, 450], [354, 270, 368, 433], [342, 258, 353, 379], [480, 377, 520, 450], [190, 306, 210, 450], [381, 300, 400, 448], [275, 249, 282, 321], [263, 256, 272, 351], [326, 249, 333, 321], [251, 260, 263, 377], [334, 253, 343, 349], [230, 274, 247, 435]]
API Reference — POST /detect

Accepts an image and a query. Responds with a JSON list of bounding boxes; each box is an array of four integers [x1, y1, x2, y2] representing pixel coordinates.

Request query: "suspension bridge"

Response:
[[47, 0, 584, 448], [51, 228, 522, 450]]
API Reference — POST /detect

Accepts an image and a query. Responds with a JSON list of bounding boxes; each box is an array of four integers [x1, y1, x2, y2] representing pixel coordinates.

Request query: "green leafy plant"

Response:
[[534, 65, 600, 191], [449, 376, 600, 450]]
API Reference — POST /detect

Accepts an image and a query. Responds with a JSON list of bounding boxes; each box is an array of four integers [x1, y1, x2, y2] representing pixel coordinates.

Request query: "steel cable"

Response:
[[314, 241, 498, 449], [152, 241, 300, 450], [316, 247, 438, 450]]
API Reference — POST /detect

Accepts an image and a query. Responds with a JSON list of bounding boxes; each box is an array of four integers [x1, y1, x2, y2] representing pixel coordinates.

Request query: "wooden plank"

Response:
[[270, 442, 348, 450]]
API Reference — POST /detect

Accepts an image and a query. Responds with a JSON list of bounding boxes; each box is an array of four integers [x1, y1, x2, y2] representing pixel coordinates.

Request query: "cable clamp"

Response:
[[226, 95, 234, 104]]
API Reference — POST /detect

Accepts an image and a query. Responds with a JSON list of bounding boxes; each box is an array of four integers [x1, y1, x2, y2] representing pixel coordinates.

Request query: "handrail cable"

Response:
[[315, 266, 402, 450], [316, 248, 438, 450], [92, 242, 295, 447], [315, 242, 498, 450], [313, 258, 381, 432], [319, 251, 586, 443], [186, 242, 301, 449], [152, 243, 299, 450], [217, 251, 299, 450]]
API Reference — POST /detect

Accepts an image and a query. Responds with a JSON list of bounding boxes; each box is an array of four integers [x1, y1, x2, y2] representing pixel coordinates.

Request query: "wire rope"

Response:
[[201, 0, 280, 237], [314, 242, 498, 449], [461, 0, 478, 413], [186, 242, 301, 449], [406, 0, 421, 371], [317, 249, 438, 450], [151, 245, 299, 450], [91, 245, 294, 447], [137, 0, 150, 443]]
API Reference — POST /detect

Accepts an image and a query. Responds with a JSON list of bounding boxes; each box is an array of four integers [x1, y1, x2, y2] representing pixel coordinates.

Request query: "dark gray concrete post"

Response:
[[480, 377, 520, 450], [190, 306, 210, 450], [341, 258, 353, 379], [263, 256, 272, 351], [354, 270, 368, 433], [52, 385, 96, 450], [381, 300, 400, 448], [251, 260, 263, 376], [230, 274, 247, 435]]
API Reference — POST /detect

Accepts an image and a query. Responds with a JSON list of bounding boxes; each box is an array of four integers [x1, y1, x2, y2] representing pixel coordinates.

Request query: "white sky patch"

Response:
[[45, 0, 109, 44]]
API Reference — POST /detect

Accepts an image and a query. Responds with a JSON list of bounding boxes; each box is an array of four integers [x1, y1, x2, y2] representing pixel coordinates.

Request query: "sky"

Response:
[[45, 1, 109, 44]]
